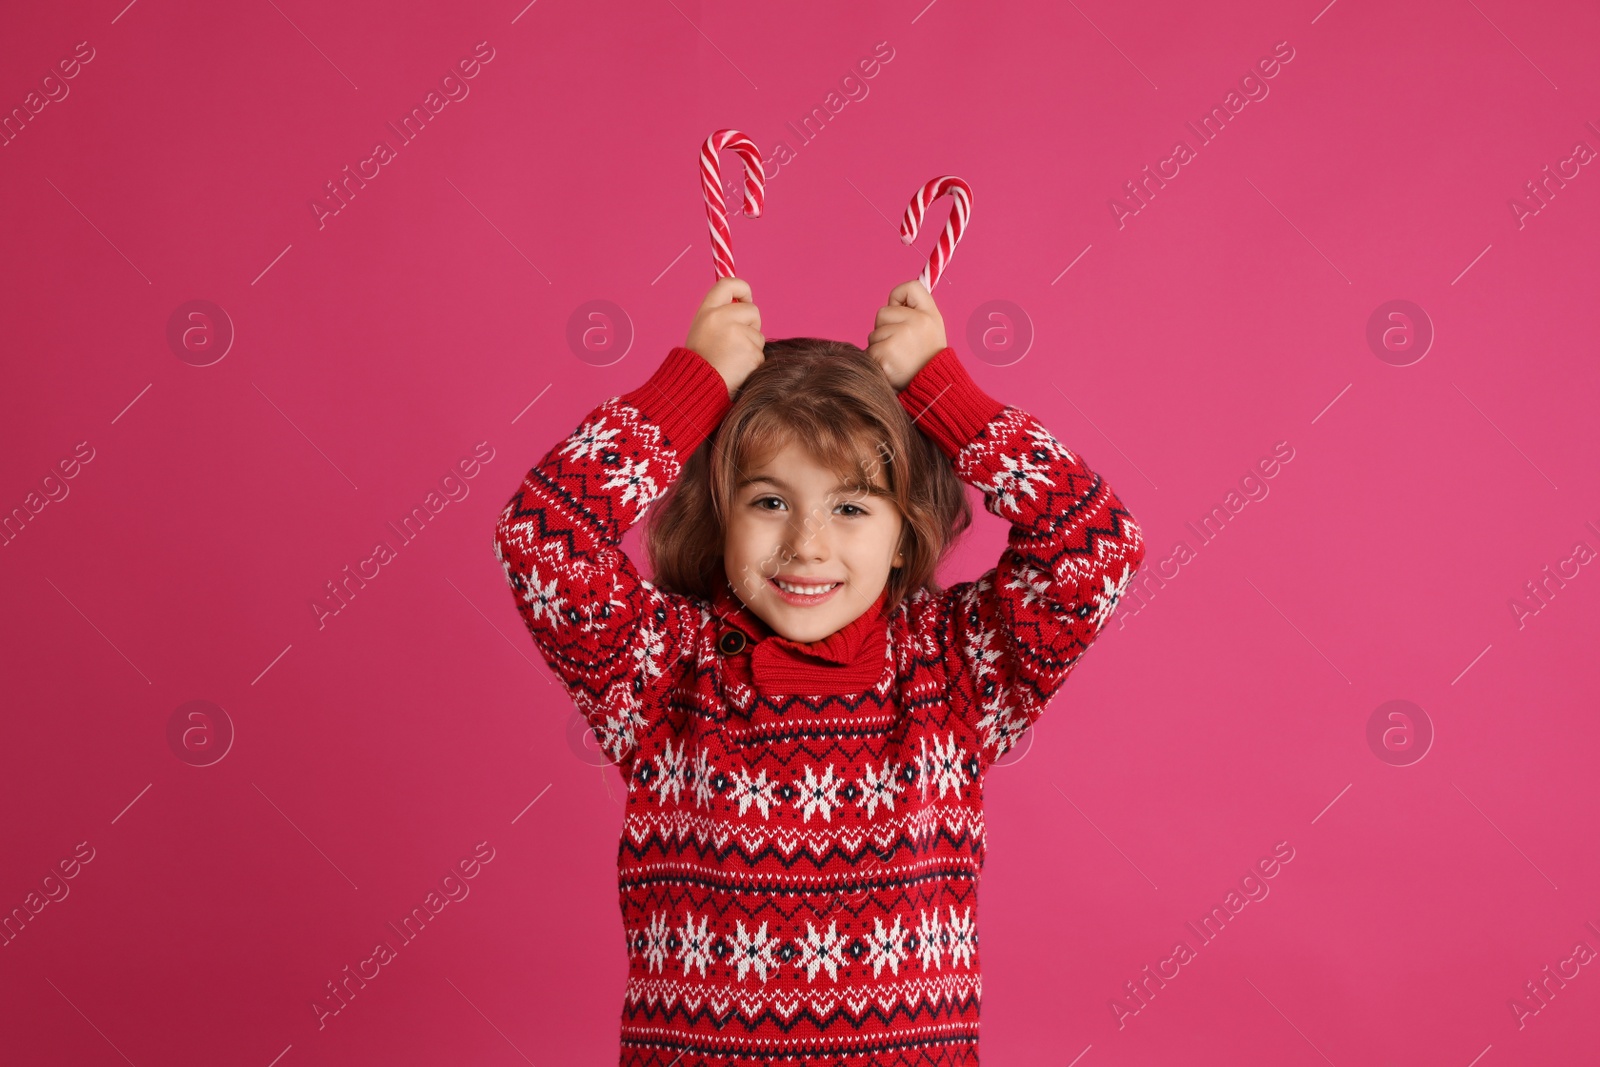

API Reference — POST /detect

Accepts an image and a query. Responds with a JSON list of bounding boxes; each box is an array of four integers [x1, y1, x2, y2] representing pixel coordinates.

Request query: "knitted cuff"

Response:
[[618, 346, 732, 455], [896, 347, 1007, 459]]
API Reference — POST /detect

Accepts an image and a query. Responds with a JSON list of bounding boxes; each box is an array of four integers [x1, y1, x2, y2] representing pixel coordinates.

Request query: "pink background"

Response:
[[3, 0, 1598, 1063]]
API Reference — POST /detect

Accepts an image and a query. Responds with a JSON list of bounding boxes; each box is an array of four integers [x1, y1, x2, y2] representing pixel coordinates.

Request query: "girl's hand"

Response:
[[686, 277, 765, 397], [866, 280, 947, 392]]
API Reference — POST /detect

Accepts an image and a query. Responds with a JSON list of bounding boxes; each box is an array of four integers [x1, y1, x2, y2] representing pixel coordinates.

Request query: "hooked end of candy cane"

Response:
[[900, 233, 913, 245]]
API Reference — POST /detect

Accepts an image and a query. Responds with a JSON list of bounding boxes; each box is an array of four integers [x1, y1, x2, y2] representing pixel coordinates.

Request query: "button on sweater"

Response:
[[493, 344, 1146, 1066]]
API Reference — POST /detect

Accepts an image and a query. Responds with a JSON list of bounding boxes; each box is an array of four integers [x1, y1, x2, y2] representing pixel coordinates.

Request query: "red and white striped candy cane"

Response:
[[700, 129, 766, 284], [898, 175, 972, 291]]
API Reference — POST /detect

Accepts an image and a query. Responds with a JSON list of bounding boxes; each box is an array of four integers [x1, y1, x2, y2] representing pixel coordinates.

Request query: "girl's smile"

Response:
[[767, 575, 844, 605]]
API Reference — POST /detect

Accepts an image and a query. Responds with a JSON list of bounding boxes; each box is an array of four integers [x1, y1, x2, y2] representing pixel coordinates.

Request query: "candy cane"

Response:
[[898, 175, 972, 291], [700, 129, 766, 283]]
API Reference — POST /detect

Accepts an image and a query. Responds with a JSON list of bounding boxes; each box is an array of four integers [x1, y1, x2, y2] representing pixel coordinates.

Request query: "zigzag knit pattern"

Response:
[[494, 345, 1145, 1065]]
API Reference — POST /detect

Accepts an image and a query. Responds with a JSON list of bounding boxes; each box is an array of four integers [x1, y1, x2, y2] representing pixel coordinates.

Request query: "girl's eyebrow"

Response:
[[738, 474, 891, 497]]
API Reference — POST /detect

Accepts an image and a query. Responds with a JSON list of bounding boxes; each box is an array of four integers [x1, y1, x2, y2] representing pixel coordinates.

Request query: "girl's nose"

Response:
[[787, 511, 832, 560]]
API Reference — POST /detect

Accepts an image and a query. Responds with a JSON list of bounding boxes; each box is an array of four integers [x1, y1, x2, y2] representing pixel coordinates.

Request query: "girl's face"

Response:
[[723, 440, 905, 645]]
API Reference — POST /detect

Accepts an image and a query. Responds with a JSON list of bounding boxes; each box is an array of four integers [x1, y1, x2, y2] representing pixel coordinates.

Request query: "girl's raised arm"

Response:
[[898, 347, 1147, 775], [493, 345, 731, 770]]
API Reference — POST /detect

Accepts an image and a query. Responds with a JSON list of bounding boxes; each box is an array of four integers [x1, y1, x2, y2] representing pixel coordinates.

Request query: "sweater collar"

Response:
[[711, 572, 890, 692]]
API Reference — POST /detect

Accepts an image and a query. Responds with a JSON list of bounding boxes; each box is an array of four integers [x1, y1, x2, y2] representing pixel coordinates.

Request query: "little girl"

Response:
[[494, 276, 1146, 1066]]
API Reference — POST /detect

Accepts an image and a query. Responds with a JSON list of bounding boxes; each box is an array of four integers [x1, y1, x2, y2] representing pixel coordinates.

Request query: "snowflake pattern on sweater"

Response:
[[494, 345, 1145, 1066]]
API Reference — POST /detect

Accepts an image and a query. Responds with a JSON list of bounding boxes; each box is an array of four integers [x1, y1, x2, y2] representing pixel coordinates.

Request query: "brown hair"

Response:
[[643, 337, 972, 617]]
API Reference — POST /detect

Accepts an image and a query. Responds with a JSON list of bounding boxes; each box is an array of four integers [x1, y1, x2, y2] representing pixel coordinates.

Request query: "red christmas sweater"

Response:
[[494, 344, 1146, 1065]]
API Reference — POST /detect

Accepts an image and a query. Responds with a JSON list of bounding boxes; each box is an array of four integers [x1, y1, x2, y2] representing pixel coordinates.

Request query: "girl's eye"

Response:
[[749, 495, 869, 516]]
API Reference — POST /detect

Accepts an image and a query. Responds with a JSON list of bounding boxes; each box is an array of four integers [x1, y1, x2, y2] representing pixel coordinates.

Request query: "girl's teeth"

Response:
[[776, 580, 836, 595]]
